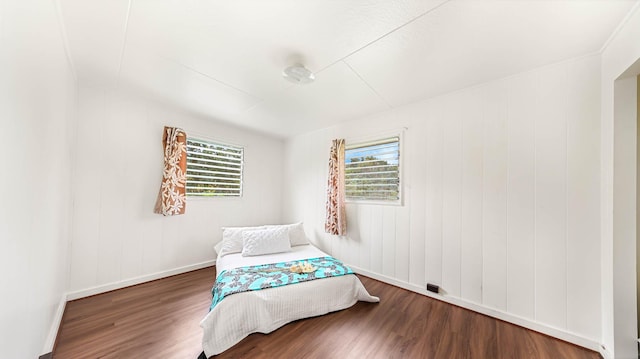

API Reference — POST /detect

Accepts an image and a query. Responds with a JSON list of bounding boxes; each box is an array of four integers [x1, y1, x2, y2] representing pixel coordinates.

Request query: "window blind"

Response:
[[345, 137, 400, 201], [186, 138, 243, 197]]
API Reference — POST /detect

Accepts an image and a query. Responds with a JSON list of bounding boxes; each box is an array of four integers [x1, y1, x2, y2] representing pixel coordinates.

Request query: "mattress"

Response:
[[200, 244, 379, 356]]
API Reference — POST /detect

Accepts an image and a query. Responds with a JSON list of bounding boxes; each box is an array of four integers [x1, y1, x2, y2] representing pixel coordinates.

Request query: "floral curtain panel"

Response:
[[325, 139, 346, 236], [154, 126, 187, 216]]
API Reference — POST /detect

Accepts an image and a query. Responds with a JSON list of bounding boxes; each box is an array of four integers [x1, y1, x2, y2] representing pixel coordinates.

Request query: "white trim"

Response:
[[67, 260, 215, 300], [349, 265, 602, 353], [40, 294, 67, 356], [345, 136, 399, 150], [600, 346, 612, 359], [598, 1, 640, 54], [343, 127, 406, 149], [187, 132, 246, 151]]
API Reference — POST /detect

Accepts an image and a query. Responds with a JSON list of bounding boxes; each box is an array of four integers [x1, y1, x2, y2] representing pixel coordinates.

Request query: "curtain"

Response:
[[154, 126, 188, 216], [325, 139, 346, 235]]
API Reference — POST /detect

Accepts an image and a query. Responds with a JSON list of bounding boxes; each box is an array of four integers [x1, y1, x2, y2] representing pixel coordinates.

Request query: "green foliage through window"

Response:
[[345, 137, 400, 201], [186, 138, 243, 197]]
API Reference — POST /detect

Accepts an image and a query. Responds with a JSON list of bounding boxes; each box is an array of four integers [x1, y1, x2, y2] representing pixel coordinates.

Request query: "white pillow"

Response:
[[266, 222, 310, 247], [214, 241, 223, 255], [286, 222, 309, 246], [219, 226, 264, 256], [242, 226, 291, 257]]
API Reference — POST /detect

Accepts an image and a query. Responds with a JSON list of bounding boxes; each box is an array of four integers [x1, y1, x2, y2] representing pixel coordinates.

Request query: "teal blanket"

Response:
[[210, 256, 353, 311]]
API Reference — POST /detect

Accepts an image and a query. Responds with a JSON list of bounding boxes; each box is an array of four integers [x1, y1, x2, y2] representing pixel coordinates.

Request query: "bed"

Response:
[[199, 224, 379, 357]]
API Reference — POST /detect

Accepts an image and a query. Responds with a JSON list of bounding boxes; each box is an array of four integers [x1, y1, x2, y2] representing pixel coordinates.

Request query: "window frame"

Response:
[[185, 136, 244, 198], [344, 133, 403, 206]]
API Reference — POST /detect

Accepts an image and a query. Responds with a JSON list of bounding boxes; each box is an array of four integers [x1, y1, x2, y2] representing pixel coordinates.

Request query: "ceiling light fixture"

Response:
[[282, 64, 315, 85]]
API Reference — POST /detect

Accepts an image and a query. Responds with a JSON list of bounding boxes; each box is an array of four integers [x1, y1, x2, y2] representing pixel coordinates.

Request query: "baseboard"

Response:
[[599, 345, 612, 359], [349, 265, 602, 354], [42, 260, 216, 356], [40, 294, 67, 356], [67, 260, 215, 301]]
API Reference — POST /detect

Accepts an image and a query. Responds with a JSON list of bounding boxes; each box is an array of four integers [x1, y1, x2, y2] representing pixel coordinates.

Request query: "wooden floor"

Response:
[[54, 266, 600, 359]]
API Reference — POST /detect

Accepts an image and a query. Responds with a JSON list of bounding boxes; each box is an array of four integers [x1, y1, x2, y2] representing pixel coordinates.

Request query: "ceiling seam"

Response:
[[598, 1, 640, 54], [239, 0, 452, 118], [240, 100, 265, 114], [53, 0, 78, 83], [238, 0, 451, 119], [315, 0, 453, 75], [166, 59, 260, 99], [342, 60, 393, 110], [116, 0, 133, 87], [116, 2, 259, 103]]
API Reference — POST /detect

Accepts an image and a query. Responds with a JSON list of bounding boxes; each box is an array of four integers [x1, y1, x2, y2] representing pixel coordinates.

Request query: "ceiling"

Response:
[[59, 0, 637, 138]]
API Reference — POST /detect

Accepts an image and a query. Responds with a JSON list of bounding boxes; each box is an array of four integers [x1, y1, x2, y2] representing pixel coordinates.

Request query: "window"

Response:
[[185, 137, 243, 197], [345, 136, 400, 202]]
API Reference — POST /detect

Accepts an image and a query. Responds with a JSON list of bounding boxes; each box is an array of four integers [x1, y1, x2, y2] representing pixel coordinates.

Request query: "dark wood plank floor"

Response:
[[54, 266, 600, 359]]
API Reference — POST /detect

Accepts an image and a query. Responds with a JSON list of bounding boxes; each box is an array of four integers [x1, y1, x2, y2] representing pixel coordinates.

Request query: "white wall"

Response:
[[68, 86, 284, 293], [601, 4, 640, 358], [284, 54, 602, 346], [637, 74, 640, 340], [0, 0, 77, 357], [612, 75, 638, 359]]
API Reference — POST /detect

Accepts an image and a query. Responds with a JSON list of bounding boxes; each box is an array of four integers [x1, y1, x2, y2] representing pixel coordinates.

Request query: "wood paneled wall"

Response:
[[69, 87, 285, 293], [0, 1, 78, 357], [283, 55, 601, 342]]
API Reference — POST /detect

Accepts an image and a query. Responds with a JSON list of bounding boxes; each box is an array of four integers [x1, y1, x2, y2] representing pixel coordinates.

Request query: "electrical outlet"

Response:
[[426, 283, 439, 294]]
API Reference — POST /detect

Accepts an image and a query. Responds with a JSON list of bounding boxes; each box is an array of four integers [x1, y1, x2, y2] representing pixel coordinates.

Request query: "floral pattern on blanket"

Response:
[[210, 256, 354, 311]]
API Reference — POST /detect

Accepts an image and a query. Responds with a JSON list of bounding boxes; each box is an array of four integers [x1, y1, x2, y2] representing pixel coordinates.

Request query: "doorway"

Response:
[[613, 66, 639, 358], [637, 74, 640, 355]]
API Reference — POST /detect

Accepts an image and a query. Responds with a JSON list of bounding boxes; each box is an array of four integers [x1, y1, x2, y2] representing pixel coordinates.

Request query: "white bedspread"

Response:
[[200, 244, 379, 356]]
